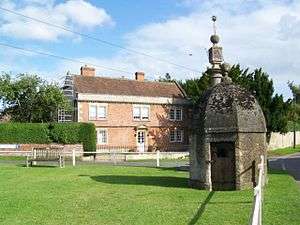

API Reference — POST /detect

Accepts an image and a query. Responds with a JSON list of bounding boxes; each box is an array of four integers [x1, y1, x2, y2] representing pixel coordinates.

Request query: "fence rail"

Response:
[[249, 155, 266, 225], [69, 150, 189, 167], [0, 150, 189, 168]]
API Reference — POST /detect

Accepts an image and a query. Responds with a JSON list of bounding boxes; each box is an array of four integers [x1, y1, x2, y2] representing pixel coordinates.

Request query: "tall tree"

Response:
[[288, 82, 300, 123], [158, 73, 174, 82], [0, 73, 70, 122], [178, 65, 290, 133]]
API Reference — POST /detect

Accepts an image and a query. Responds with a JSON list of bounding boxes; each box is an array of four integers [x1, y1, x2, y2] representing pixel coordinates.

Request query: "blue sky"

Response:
[[0, 0, 299, 99]]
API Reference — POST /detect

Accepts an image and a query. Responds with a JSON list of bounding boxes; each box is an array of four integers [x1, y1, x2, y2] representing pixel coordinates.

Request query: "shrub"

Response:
[[0, 122, 96, 152], [49, 123, 82, 144], [0, 123, 50, 144], [49, 122, 96, 152], [79, 123, 97, 153], [287, 121, 300, 132]]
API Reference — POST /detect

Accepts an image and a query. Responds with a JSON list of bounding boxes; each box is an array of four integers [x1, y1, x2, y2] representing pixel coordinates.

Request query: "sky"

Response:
[[0, 0, 298, 99]]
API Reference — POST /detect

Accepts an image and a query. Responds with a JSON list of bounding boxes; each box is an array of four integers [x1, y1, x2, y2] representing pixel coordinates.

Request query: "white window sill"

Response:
[[89, 118, 107, 121], [133, 119, 150, 122]]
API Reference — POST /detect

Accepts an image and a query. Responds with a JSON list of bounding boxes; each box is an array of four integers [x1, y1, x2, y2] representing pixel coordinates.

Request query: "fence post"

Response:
[[156, 150, 160, 167], [113, 152, 117, 165], [33, 149, 37, 165], [72, 149, 76, 167]]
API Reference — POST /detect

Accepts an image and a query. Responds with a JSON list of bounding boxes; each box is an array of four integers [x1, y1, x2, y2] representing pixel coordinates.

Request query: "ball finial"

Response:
[[210, 34, 219, 44], [210, 15, 219, 44]]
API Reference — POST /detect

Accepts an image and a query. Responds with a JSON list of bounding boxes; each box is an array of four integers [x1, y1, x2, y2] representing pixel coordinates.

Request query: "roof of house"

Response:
[[73, 75, 186, 99]]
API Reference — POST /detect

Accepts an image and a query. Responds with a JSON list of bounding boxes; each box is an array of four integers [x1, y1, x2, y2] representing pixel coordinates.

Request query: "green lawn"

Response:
[[268, 145, 300, 157], [0, 156, 25, 161], [0, 164, 299, 225]]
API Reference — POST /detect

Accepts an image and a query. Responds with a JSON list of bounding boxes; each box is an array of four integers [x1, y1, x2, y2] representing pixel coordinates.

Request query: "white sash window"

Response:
[[133, 107, 141, 120], [97, 106, 106, 119], [97, 129, 108, 144], [141, 107, 149, 120], [133, 105, 150, 121], [89, 105, 97, 120], [89, 103, 107, 120], [169, 107, 183, 121], [170, 129, 184, 143]]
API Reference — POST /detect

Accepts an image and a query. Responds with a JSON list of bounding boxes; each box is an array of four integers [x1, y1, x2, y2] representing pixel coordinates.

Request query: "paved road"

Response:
[[268, 153, 300, 187]]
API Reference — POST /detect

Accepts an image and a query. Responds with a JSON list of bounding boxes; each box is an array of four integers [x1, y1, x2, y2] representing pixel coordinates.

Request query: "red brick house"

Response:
[[62, 66, 191, 152]]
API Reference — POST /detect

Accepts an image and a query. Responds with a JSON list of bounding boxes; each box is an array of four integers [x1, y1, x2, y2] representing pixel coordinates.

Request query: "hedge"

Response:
[[0, 123, 96, 152], [0, 123, 50, 144], [287, 121, 300, 132], [49, 123, 96, 152]]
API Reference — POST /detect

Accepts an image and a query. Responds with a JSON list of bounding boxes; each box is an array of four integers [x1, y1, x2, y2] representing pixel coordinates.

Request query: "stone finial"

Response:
[[210, 16, 220, 45], [208, 15, 223, 86]]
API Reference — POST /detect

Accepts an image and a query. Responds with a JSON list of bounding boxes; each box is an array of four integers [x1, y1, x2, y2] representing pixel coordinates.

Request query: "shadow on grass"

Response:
[[188, 191, 215, 225], [156, 166, 189, 172], [88, 175, 189, 188], [17, 164, 58, 168]]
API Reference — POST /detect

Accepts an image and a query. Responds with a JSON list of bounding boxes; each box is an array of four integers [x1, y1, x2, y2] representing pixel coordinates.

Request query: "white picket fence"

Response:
[[249, 155, 266, 225], [70, 150, 189, 167], [0, 150, 189, 168]]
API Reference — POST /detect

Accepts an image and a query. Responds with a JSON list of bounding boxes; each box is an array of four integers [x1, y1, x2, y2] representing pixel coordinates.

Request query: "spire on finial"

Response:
[[212, 15, 217, 35], [210, 15, 219, 45]]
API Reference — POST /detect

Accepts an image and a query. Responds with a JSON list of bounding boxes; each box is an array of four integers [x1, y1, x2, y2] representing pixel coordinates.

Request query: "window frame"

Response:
[[97, 128, 108, 145], [169, 129, 184, 143], [88, 103, 108, 121], [133, 105, 150, 121], [169, 107, 183, 121]]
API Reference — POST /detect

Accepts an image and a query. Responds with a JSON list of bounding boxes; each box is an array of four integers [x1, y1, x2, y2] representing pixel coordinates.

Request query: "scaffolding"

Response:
[[58, 72, 74, 123]]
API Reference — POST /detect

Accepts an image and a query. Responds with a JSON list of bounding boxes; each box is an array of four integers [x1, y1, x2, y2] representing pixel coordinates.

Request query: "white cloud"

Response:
[[58, 0, 296, 98], [56, 0, 113, 28], [0, 0, 113, 41], [1, 0, 298, 99]]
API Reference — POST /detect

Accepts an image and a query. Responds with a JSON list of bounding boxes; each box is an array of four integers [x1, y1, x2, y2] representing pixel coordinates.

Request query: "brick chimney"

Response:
[[80, 65, 95, 77], [135, 72, 145, 81]]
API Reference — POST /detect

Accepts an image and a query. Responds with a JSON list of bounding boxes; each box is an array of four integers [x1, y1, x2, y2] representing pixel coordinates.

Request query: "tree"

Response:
[[0, 73, 70, 122], [179, 65, 290, 133], [158, 73, 174, 82], [288, 82, 300, 121], [179, 71, 211, 104]]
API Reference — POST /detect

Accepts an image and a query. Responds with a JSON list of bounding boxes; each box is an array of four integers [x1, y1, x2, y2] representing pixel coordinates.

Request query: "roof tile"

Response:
[[73, 75, 185, 98]]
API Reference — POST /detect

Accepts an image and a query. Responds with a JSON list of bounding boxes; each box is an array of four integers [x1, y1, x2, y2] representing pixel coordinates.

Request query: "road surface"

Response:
[[268, 153, 300, 187]]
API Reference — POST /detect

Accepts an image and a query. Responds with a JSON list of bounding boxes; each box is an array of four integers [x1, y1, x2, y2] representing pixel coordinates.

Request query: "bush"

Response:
[[0, 122, 96, 152], [0, 123, 50, 144], [287, 121, 300, 132], [49, 123, 82, 144], [79, 123, 97, 153], [49, 122, 96, 152]]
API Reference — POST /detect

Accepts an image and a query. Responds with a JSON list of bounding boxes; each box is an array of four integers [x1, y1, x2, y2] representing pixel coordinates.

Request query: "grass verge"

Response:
[[0, 156, 26, 161], [268, 145, 300, 157]]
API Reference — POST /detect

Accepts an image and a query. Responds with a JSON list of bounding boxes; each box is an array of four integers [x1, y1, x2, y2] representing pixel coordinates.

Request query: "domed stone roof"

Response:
[[198, 82, 266, 133]]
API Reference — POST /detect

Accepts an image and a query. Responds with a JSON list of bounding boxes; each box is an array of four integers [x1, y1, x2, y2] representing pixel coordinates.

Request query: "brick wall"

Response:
[[78, 101, 190, 151]]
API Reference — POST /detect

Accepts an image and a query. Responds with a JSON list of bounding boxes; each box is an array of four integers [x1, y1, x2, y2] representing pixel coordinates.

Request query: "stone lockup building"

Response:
[[189, 16, 267, 191]]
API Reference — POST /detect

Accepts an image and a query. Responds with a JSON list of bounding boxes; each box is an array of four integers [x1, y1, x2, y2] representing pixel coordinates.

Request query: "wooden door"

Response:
[[210, 142, 235, 190]]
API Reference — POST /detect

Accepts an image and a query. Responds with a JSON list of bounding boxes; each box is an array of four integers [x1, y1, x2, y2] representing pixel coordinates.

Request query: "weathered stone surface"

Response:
[[189, 82, 267, 190]]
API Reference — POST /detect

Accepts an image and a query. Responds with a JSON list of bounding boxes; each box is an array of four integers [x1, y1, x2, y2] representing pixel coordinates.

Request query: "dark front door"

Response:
[[210, 142, 235, 190]]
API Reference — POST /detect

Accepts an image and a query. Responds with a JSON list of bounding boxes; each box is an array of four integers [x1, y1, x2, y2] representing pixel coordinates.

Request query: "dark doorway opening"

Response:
[[210, 142, 235, 190]]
